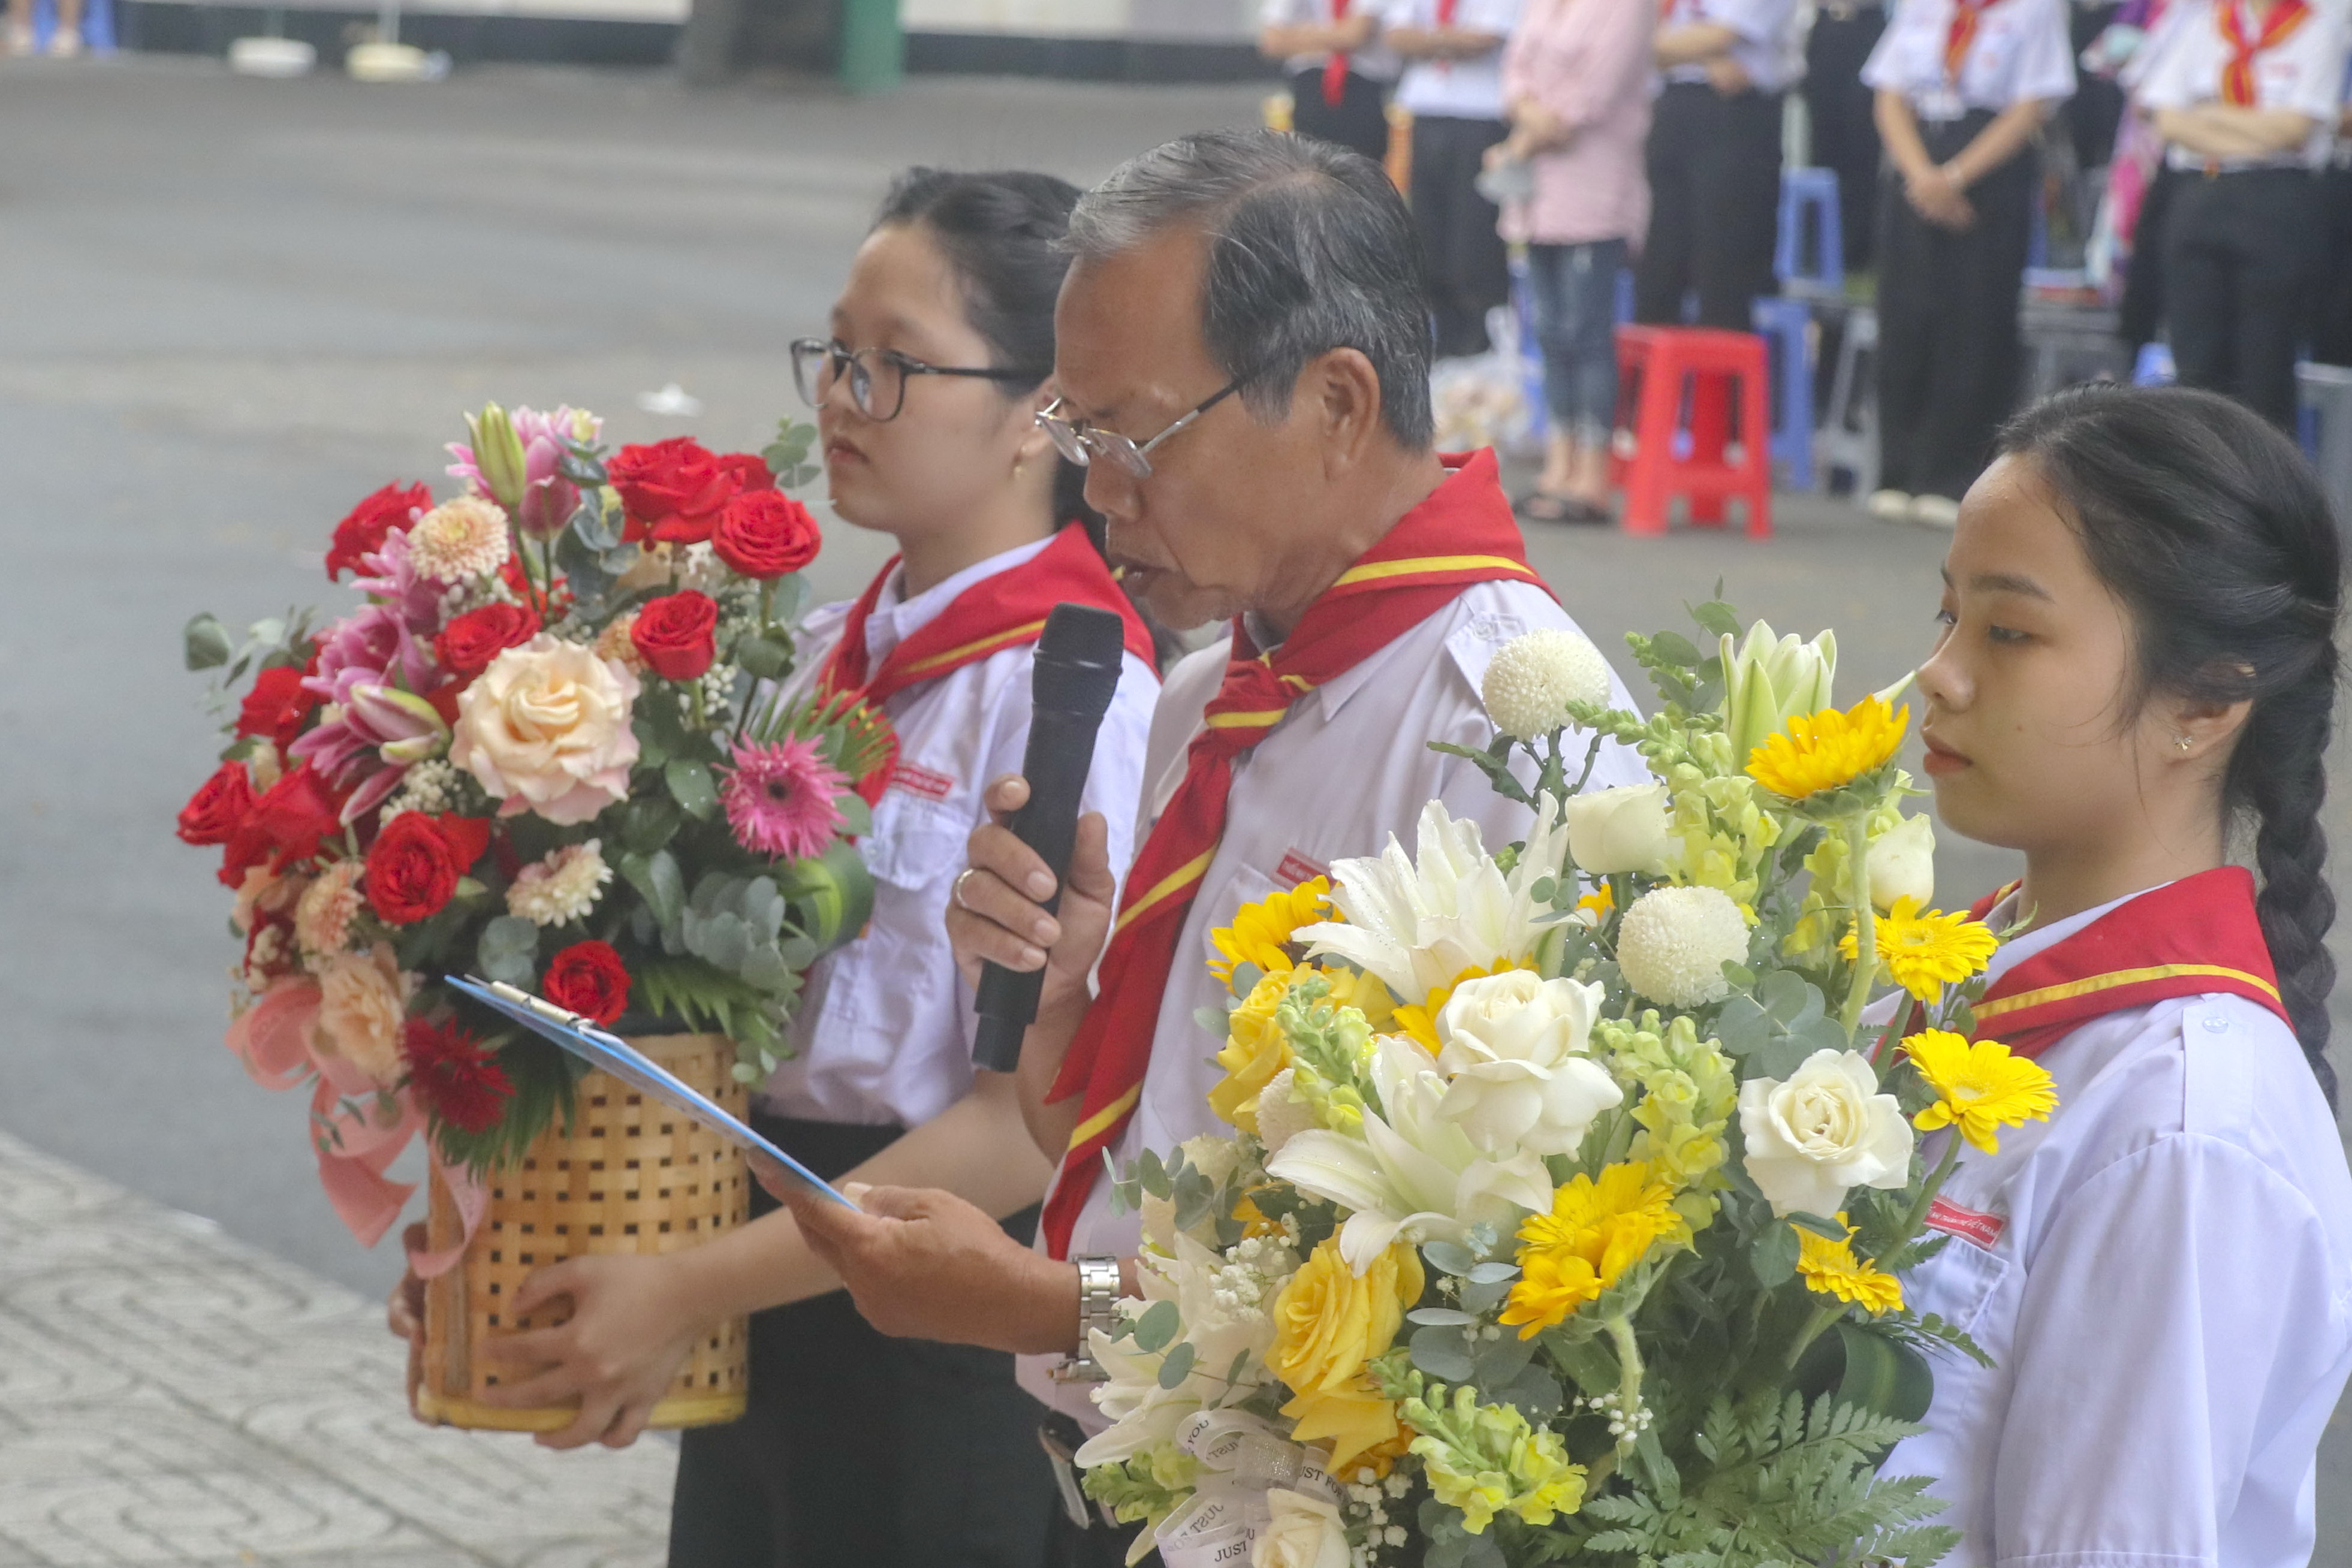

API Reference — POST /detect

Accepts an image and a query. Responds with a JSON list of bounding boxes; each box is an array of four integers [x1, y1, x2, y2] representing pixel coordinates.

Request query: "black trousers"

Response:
[[2164, 167, 2323, 430], [2118, 162, 2181, 353], [1635, 82, 1786, 330], [2309, 164, 2352, 369], [1409, 114, 1512, 357], [1803, 6, 1887, 273], [1289, 67, 1392, 166], [1875, 114, 2036, 501], [669, 1115, 1059, 1568]]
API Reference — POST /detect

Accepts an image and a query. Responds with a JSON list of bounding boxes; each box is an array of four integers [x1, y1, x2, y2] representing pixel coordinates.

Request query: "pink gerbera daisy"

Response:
[[720, 735, 848, 861]]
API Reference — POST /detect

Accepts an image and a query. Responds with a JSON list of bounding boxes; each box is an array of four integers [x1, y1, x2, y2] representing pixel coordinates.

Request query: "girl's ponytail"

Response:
[[1997, 385, 2343, 1108]]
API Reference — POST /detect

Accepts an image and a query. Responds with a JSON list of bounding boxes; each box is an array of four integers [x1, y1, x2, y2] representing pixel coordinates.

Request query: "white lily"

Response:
[[1267, 1035, 1554, 1273], [1077, 1233, 1280, 1466], [1720, 621, 1837, 761], [1298, 798, 1567, 1005]]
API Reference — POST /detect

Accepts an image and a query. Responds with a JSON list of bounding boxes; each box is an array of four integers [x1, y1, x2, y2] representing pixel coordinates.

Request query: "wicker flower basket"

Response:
[[412, 1032, 752, 1432]]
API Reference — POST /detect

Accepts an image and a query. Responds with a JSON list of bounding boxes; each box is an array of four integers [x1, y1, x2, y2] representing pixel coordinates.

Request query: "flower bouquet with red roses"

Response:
[[177, 403, 892, 1250]]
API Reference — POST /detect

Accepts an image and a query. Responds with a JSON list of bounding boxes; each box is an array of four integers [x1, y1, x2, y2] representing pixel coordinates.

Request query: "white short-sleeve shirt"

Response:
[[757, 535, 1159, 1130], [1660, 0, 1807, 94], [1884, 885, 2352, 1567], [1385, 0, 1525, 119], [1018, 577, 1654, 1421], [1861, 0, 2077, 120], [1265, 0, 1405, 82], [2129, 0, 2352, 167]]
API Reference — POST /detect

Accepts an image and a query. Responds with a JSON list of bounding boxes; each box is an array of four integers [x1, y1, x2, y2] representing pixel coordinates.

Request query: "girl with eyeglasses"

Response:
[[393, 168, 1162, 1568]]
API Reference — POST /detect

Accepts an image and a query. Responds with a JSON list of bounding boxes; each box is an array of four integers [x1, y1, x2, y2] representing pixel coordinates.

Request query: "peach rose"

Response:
[[450, 634, 641, 825]]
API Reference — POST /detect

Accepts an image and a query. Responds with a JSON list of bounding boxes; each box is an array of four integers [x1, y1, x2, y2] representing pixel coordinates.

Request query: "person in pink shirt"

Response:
[[1488, 0, 1658, 522]]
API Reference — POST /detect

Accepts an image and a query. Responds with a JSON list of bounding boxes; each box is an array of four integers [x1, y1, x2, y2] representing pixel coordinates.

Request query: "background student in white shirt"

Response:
[[1263, 0, 1404, 164], [1862, 0, 2076, 527], [2128, 0, 2352, 427], [393, 170, 1161, 1568], [1901, 381, 2352, 1564], [1385, 0, 1524, 358], [1636, 0, 1807, 328]]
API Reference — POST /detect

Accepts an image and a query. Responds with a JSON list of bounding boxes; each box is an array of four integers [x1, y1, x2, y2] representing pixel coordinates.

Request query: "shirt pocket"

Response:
[[1907, 1232, 2012, 1340], [857, 793, 970, 891]]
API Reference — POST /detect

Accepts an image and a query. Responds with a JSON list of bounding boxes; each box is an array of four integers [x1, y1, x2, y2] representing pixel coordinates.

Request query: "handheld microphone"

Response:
[[971, 602, 1129, 1074]]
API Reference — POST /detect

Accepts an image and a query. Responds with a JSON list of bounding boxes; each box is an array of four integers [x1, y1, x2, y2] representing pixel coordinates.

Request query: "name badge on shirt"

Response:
[[889, 762, 957, 803], [1923, 1195, 2006, 1250], [1274, 849, 1329, 888]]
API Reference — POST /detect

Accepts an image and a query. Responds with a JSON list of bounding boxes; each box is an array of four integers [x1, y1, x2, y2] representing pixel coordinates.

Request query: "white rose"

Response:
[[1866, 812, 1936, 912], [1434, 971, 1624, 1156], [1251, 1488, 1352, 1568], [1561, 782, 1674, 875], [1140, 1191, 1178, 1254], [1738, 1048, 1915, 1217], [1255, 1069, 1316, 1156], [450, 635, 642, 825], [1180, 1134, 1243, 1188], [1617, 885, 1750, 1007]]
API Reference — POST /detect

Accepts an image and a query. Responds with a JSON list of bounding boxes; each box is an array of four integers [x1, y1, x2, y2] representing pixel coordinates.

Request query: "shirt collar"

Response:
[[867, 533, 1058, 665], [1979, 879, 2182, 988]]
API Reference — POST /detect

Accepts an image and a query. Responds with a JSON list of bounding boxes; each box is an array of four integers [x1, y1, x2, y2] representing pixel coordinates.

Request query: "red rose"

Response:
[[544, 940, 631, 1026], [326, 482, 430, 580], [177, 761, 258, 848], [219, 764, 348, 885], [607, 438, 739, 546], [363, 812, 492, 925], [402, 1018, 513, 1133], [630, 590, 719, 682], [719, 453, 776, 493], [711, 490, 822, 580], [434, 604, 542, 681], [235, 666, 316, 752]]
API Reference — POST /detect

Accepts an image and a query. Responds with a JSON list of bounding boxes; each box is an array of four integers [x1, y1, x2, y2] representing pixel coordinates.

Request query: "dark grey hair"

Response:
[[1062, 129, 1434, 450]]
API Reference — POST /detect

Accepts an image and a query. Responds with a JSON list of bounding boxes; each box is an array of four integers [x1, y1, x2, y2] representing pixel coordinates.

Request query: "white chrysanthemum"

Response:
[[1480, 628, 1613, 741], [294, 860, 367, 959], [1255, 1068, 1316, 1155], [1617, 884, 1750, 1007], [407, 494, 512, 581], [506, 839, 613, 927]]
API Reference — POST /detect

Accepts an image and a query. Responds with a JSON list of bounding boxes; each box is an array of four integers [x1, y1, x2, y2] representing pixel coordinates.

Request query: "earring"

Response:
[[2174, 735, 2194, 752]]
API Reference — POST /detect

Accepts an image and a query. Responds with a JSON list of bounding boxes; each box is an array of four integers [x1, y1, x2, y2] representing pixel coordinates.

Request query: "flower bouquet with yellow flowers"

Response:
[[1074, 607, 2061, 1568]]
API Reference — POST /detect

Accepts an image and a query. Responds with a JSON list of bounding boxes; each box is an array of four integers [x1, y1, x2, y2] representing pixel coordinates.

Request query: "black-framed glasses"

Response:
[[791, 337, 1042, 423], [1036, 379, 1245, 479]]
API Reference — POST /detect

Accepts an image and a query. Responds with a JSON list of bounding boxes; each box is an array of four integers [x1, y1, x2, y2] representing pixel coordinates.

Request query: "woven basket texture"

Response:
[[414, 1032, 751, 1432]]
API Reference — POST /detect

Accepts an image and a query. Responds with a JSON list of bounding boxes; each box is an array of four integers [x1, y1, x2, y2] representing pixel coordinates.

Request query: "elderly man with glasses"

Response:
[[778, 128, 1645, 1561]]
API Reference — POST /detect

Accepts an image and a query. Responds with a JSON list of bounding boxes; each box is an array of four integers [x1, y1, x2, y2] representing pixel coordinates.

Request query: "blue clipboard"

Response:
[[447, 975, 855, 1208]]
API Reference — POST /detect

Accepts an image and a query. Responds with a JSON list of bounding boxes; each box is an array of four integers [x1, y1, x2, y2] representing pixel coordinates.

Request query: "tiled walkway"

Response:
[[0, 1134, 673, 1567]]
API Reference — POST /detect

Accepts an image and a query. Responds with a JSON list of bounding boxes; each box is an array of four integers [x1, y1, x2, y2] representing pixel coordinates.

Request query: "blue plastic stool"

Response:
[[1507, 253, 1551, 441], [1615, 266, 1636, 325], [1775, 168, 1844, 300], [2298, 362, 2352, 530], [2133, 341, 2176, 387], [1751, 296, 1815, 490], [31, 0, 114, 50]]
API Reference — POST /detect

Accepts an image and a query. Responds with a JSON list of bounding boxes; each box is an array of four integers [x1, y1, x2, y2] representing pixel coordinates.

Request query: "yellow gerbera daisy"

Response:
[[1795, 1213, 1905, 1314], [1904, 1029, 2060, 1153], [1208, 876, 1334, 992], [1392, 959, 1534, 1053], [1745, 695, 1909, 801], [1500, 1162, 1687, 1338], [1838, 895, 2000, 1000], [1574, 882, 1616, 926]]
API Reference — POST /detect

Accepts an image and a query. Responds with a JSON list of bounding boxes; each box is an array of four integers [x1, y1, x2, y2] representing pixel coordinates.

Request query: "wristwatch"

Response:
[[1053, 1255, 1124, 1383]]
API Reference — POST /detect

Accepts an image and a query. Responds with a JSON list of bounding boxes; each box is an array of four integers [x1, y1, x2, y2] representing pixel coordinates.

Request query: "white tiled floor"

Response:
[[0, 1135, 673, 1567]]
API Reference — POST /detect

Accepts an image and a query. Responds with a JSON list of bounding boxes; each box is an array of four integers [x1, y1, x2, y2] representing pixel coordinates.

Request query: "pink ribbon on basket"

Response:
[[224, 975, 487, 1269]]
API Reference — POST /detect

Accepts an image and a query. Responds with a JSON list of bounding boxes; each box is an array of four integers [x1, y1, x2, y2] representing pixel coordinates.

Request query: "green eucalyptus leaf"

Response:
[[1409, 1325, 1476, 1383], [666, 758, 719, 821], [184, 613, 234, 671], [477, 915, 541, 987], [1155, 1340, 1198, 1389], [1750, 1219, 1801, 1286], [1133, 1298, 1181, 1353]]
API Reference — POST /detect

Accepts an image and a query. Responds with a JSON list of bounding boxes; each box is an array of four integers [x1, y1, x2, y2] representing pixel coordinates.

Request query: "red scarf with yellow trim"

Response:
[[1963, 867, 2288, 1059], [1040, 449, 1554, 1258], [2218, 0, 2311, 106], [1943, 0, 1996, 83], [816, 523, 1154, 710]]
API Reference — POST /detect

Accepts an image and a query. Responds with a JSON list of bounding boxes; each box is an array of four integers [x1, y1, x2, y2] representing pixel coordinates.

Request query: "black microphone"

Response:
[[971, 602, 1129, 1074]]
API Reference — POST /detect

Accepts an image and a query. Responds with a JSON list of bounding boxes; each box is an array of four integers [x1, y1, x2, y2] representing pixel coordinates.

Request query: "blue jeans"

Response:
[[1525, 239, 1627, 445]]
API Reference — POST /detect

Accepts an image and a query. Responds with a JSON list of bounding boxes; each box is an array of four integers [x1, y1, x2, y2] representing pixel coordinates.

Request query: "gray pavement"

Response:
[[1, 52, 2347, 1561]]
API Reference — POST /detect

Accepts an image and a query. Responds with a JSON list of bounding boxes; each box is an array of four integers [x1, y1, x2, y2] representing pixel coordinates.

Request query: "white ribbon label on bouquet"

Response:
[[1152, 1409, 1346, 1567]]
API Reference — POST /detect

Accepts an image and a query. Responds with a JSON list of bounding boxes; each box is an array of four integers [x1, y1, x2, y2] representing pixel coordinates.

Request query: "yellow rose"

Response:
[[312, 943, 411, 1085], [1208, 968, 1303, 1133], [450, 634, 642, 825], [1271, 1237, 1424, 1474]]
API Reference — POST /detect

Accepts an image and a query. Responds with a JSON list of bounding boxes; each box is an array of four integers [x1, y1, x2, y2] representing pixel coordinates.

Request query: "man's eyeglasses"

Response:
[[791, 337, 1042, 424], [1035, 379, 1245, 480]]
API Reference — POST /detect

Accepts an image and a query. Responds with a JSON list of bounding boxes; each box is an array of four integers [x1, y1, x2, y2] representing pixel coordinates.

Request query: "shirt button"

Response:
[[2202, 1015, 2229, 1034]]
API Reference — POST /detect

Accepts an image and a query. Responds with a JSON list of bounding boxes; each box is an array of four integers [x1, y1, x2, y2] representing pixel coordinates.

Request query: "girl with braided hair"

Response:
[[1892, 381, 2351, 1563]]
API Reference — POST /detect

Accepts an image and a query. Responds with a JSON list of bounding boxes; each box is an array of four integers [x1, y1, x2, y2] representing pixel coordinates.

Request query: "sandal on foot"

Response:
[[1515, 490, 1611, 526]]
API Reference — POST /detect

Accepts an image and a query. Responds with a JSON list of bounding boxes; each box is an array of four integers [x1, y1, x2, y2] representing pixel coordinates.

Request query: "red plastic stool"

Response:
[[1609, 325, 1774, 538]]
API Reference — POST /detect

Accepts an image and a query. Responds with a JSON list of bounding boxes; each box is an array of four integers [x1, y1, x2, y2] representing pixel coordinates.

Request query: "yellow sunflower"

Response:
[[1838, 895, 2000, 1000], [1745, 695, 1908, 801], [1208, 876, 1333, 992], [1500, 1162, 1687, 1338], [1795, 1214, 1905, 1314], [1392, 958, 1535, 1053], [1904, 1029, 2059, 1153]]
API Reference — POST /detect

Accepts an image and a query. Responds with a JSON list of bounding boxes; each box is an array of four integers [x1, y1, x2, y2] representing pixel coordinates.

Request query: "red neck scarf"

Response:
[[815, 524, 1154, 710], [1943, 0, 1996, 82], [1040, 450, 1553, 1258], [1963, 867, 2288, 1059], [1324, 0, 1355, 105], [2218, 0, 2311, 105]]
